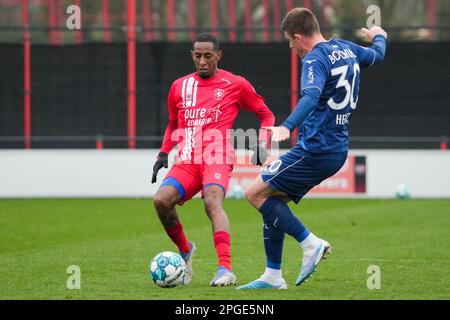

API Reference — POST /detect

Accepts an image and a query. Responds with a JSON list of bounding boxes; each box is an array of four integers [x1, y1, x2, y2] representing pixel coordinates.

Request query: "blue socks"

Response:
[[263, 223, 285, 269], [259, 197, 310, 269]]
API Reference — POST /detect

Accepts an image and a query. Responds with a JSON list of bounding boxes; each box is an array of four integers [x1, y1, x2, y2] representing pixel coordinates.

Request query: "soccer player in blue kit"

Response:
[[238, 8, 387, 289]]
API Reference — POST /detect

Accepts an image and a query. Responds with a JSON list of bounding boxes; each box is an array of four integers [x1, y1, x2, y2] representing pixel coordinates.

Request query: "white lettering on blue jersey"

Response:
[[298, 39, 364, 152]]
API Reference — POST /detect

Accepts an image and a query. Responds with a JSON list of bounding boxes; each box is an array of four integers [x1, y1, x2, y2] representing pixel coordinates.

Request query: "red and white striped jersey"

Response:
[[160, 69, 275, 164]]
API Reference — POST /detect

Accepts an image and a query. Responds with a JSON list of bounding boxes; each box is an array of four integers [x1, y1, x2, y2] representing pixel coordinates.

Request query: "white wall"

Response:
[[0, 149, 449, 198], [361, 150, 450, 198], [0, 150, 163, 198]]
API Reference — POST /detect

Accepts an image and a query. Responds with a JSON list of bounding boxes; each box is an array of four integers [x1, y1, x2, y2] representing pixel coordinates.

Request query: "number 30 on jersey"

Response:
[[327, 63, 361, 111]]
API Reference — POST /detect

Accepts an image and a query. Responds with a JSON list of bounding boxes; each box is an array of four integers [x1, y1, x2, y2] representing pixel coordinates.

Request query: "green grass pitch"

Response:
[[0, 198, 449, 300]]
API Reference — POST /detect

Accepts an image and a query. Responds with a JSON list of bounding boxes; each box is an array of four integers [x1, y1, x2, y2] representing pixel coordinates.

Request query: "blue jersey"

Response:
[[282, 36, 387, 153]]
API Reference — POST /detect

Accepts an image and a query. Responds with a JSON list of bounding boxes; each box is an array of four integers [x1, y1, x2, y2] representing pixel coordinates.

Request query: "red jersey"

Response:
[[160, 69, 275, 165]]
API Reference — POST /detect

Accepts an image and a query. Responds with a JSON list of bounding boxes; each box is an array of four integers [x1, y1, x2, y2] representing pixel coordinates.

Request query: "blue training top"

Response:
[[282, 35, 387, 153]]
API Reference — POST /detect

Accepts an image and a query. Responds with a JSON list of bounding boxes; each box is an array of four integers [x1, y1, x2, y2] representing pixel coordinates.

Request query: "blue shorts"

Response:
[[261, 146, 348, 204]]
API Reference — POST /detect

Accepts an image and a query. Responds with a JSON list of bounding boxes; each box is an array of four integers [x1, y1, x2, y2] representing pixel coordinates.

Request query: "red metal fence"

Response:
[[2, 0, 443, 44], [0, 0, 445, 149]]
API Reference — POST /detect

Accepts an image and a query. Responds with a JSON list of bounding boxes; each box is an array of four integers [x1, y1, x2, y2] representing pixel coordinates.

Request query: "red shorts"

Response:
[[163, 163, 233, 205]]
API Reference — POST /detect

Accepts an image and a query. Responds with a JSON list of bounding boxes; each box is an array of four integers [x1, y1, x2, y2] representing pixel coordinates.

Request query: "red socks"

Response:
[[165, 222, 190, 254], [165, 225, 231, 270], [213, 231, 232, 271]]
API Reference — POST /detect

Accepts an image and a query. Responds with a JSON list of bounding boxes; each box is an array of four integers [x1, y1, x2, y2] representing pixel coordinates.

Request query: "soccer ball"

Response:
[[150, 251, 186, 288], [395, 184, 411, 200]]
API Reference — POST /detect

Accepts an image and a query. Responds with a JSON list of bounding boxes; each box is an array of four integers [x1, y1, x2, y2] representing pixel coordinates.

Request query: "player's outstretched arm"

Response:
[[361, 26, 387, 41], [355, 26, 387, 67], [264, 87, 321, 142], [265, 86, 330, 142], [249, 105, 274, 165], [239, 78, 275, 165], [263, 126, 291, 142]]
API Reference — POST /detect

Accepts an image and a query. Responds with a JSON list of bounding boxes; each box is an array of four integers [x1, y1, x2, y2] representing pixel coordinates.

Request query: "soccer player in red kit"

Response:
[[151, 33, 275, 286]]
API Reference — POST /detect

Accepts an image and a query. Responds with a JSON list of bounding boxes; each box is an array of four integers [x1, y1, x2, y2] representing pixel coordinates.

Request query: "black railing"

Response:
[[0, 135, 447, 150]]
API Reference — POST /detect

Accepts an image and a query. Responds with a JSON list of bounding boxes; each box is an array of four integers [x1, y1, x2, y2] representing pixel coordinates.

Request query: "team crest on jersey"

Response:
[[214, 89, 224, 101]]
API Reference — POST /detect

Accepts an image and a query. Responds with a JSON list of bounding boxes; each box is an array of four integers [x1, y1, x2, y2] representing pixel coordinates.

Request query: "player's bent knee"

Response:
[[244, 187, 259, 204], [244, 188, 253, 202], [203, 196, 223, 215], [153, 193, 176, 212], [203, 185, 225, 213], [245, 187, 269, 209]]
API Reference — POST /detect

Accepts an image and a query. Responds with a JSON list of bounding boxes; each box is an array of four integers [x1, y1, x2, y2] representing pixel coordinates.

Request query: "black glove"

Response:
[[152, 152, 168, 183], [250, 141, 268, 166]]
